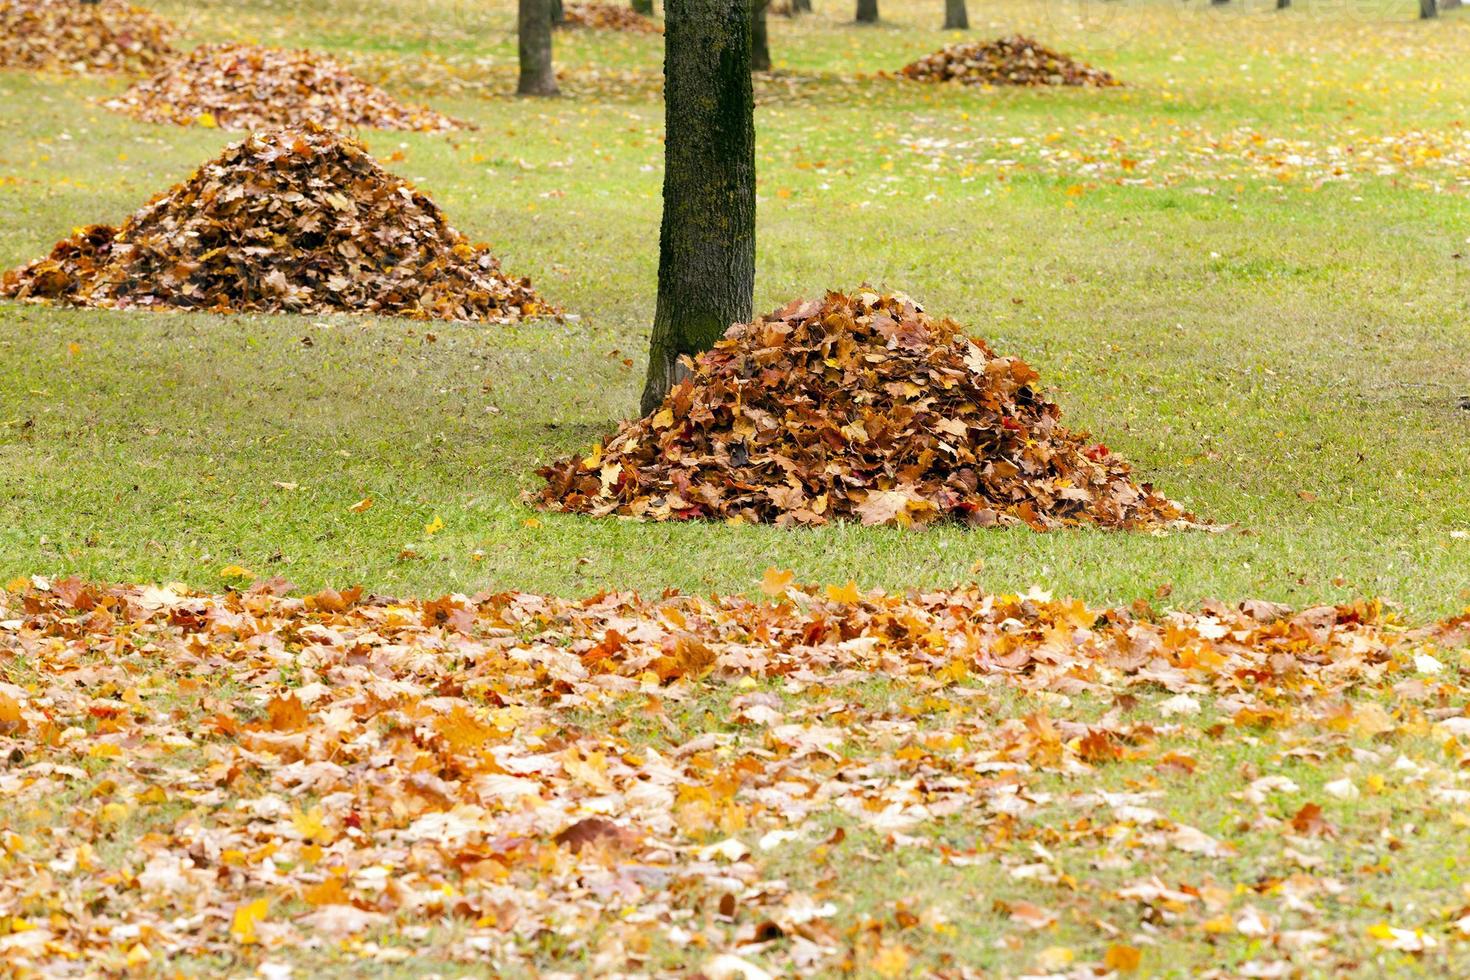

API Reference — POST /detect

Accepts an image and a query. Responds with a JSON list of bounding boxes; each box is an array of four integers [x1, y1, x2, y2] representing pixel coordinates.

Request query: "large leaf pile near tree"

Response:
[[901, 35, 1118, 88], [103, 43, 465, 132], [1, 126, 550, 322], [563, 1, 664, 34], [0, 0, 173, 74], [534, 290, 1191, 530]]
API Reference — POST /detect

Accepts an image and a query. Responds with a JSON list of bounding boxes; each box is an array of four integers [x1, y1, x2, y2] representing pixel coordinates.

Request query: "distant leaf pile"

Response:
[[535, 290, 1188, 529], [563, 1, 664, 34], [901, 35, 1119, 88], [0, 126, 550, 322], [2, 576, 1468, 974], [0, 0, 173, 74], [103, 43, 464, 133]]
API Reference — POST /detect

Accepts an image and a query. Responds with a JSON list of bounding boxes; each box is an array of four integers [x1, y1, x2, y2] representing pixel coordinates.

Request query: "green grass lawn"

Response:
[[2, 0, 1468, 615], [3, 2, 1470, 976]]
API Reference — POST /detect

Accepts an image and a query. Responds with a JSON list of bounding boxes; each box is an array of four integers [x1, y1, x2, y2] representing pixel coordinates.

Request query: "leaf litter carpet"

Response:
[[0, 126, 550, 322], [103, 43, 465, 132], [0, 0, 173, 75], [535, 290, 1190, 530], [2, 577, 1469, 974], [900, 36, 1119, 89]]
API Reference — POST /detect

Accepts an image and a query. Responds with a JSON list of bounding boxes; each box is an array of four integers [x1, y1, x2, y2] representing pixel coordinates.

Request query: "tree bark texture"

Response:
[[752, 0, 772, 71], [641, 0, 755, 415], [855, 0, 878, 23], [518, 0, 560, 96], [942, 0, 968, 29]]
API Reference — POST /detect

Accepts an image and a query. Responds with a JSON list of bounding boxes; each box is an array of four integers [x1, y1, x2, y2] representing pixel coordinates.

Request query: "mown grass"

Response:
[[3, 0, 1467, 612]]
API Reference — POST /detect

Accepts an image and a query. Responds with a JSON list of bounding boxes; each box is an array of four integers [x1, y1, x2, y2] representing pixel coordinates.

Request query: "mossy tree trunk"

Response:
[[550, 0, 566, 26], [855, 0, 878, 22], [942, 0, 967, 29], [641, 0, 755, 415], [1421, 0, 1438, 17], [752, 0, 772, 71], [518, 0, 560, 96], [632, 0, 653, 14]]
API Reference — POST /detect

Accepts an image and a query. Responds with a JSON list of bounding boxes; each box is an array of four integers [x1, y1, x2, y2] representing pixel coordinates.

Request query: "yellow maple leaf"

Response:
[[870, 943, 911, 978], [97, 802, 129, 825], [424, 514, 445, 536], [196, 111, 218, 128], [824, 579, 863, 604], [348, 497, 373, 513], [760, 567, 794, 597], [230, 898, 269, 944], [291, 806, 333, 845], [1105, 944, 1142, 972], [218, 564, 253, 580]]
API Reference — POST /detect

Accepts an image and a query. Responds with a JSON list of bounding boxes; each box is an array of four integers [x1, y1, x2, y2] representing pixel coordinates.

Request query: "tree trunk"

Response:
[[632, 0, 653, 12], [855, 0, 878, 23], [792, 0, 811, 12], [942, 0, 967, 28], [550, 0, 566, 26], [518, 0, 560, 96], [1421, 0, 1437, 17], [751, 0, 771, 71], [641, 0, 755, 415], [1276, 0, 1289, 8]]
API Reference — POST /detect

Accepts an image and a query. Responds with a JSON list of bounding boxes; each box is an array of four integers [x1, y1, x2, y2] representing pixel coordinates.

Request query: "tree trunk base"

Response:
[[640, 351, 693, 416]]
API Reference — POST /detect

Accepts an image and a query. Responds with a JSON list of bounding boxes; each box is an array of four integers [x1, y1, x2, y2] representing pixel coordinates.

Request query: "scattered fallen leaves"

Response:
[[534, 289, 1193, 530], [1, 576, 1465, 972], [103, 43, 465, 132], [1, 125, 552, 323]]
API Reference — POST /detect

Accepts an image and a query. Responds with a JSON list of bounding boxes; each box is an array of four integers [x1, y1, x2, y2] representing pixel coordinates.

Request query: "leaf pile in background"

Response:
[[103, 43, 466, 133], [1, 125, 551, 323], [562, 1, 664, 35], [535, 289, 1190, 530], [900, 35, 1119, 89], [0, 0, 173, 74], [2, 577, 1468, 974]]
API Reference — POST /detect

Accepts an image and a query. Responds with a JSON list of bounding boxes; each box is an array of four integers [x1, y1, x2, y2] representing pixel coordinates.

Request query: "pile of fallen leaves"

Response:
[[103, 43, 465, 132], [2, 575, 1468, 974], [0, 125, 550, 322], [562, 1, 664, 34], [534, 289, 1188, 529], [0, 0, 173, 74], [900, 35, 1119, 88]]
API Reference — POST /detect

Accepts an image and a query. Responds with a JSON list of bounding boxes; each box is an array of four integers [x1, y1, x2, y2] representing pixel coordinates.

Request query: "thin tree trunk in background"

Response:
[[792, 0, 811, 12], [633, 0, 654, 13], [1421, 0, 1437, 17], [752, 0, 772, 71], [518, 0, 560, 96], [943, 0, 968, 29], [641, 0, 755, 415], [550, 0, 566, 26], [855, 0, 878, 23], [1276, 0, 1289, 8]]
